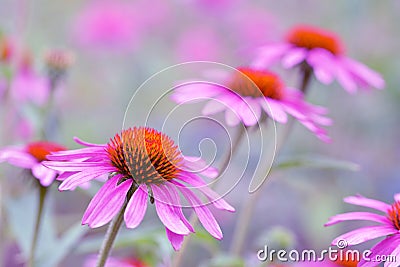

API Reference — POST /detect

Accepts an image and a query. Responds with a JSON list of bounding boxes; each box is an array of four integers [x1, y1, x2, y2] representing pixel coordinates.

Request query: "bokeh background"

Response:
[[0, 0, 399, 266]]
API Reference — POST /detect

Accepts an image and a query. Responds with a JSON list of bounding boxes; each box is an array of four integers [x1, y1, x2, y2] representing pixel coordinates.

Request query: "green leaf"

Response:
[[5, 188, 87, 267], [272, 155, 360, 172], [76, 226, 161, 253], [190, 229, 219, 253], [37, 222, 88, 267]]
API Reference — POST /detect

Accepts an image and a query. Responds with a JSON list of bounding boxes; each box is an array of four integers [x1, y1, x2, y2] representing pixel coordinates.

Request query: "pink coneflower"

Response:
[[252, 25, 385, 93], [43, 127, 234, 250], [171, 67, 332, 142], [325, 194, 400, 267], [0, 141, 66, 186]]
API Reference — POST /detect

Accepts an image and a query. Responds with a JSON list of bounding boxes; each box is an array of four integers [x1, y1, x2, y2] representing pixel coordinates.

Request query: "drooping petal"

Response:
[[31, 163, 57, 186], [166, 228, 184, 251], [281, 47, 307, 68], [358, 235, 400, 267], [335, 62, 358, 94], [306, 48, 337, 84], [237, 97, 261, 126], [202, 98, 229, 115], [46, 147, 107, 160], [42, 161, 113, 172], [124, 184, 148, 229], [82, 176, 132, 228], [325, 212, 390, 226], [260, 98, 288, 123], [332, 225, 397, 246], [59, 167, 115, 190], [183, 156, 219, 178], [73, 137, 105, 147], [178, 172, 235, 212], [344, 195, 391, 212], [171, 82, 223, 104], [163, 183, 194, 233], [341, 57, 385, 90], [0, 147, 37, 169], [224, 107, 241, 126], [251, 43, 291, 69], [151, 185, 191, 235], [174, 181, 222, 239]]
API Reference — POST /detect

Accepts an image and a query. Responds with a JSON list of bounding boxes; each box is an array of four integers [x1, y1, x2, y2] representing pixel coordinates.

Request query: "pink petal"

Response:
[[281, 47, 307, 68], [332, 225, 397, 246], [43, 161, 113, 172], [73, 137, 105, 147], [0, 147, 37, 169], [336, 63, 358, 94], [183, 156, 219, 178], [325, 212, 390, 226], [260, 99, 288, 123], [46, 147, 107, 160], [171, 82, 223, 104], [59, 167, 114, 190], [251, 43, 291, 69], [163, 183, 194, 232], [124, 184, 148, 228], [224, 107, 241, 126], [150, 185, 191, 235], [177, 172, 235, 212], [238, 97, 261, 126], [32, 164, 57, 187], [344, 195, 391, 212], [342, 57, 385, 90], [394, 194, 400, 202], [306, 48, 337, 84], [82, 176, 132, 228], [166, 228, 184, 251], [176, 182, 222, 239], [202, 99, 228, 115], [358, 235, 400, 267]]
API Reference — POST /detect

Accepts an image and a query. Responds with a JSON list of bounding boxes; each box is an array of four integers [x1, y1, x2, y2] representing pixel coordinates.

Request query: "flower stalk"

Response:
[[96, 187, 135, 267], [172, 126, 245, 267], [229, 66, 314, 256], [28, 183, 48, 267]]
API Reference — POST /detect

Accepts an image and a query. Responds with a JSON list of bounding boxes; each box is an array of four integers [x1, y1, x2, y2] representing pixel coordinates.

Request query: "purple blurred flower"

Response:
[[175, 27, 222, 62], [9, 64, 50, 106], [72, 1, 141, 51], [171, 67, 332, 142], [325, 194, 400, 267], [44, 127, 234, 250], [0, 141, 66, 186], [252, 25, 385, 94]]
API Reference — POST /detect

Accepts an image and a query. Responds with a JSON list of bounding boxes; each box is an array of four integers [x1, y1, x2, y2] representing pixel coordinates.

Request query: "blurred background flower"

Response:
[[0, 0, 398, 266]]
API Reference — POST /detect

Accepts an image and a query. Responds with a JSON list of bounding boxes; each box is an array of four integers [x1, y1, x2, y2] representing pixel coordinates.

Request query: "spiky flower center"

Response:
[[286, 25, 343, 55], [388, 201, 400, 230], [106, 127, 183, 185], [26, 141, 66, 162], [228, 67, 284, 100]]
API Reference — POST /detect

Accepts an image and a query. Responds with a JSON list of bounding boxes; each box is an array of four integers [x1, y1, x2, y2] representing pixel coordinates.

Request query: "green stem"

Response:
[[28, 184, 48, 267], [229, 66, 314, 257], [96, 188, 135, 267], [275, 64, 314, 152], [229, 185, 262, 255], [172, 126, 246, 267]]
